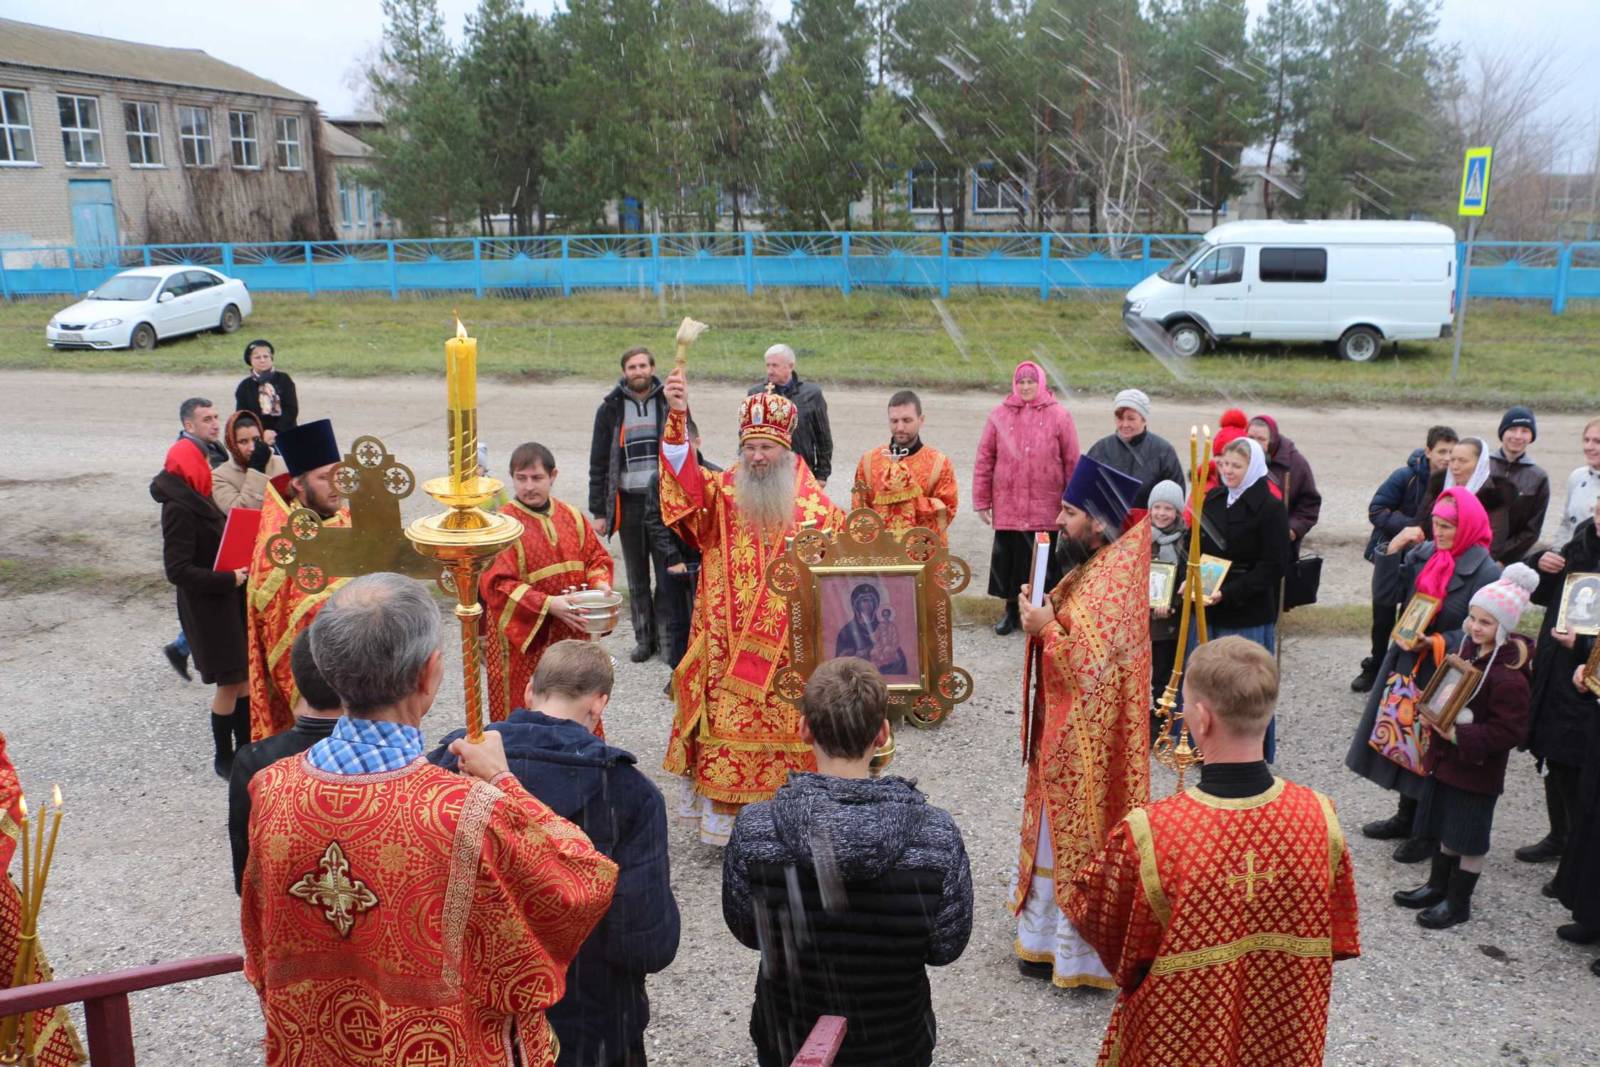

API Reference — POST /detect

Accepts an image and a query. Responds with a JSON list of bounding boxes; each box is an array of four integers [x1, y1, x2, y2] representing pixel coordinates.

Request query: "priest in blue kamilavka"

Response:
[[1011, 454, 1152, 988]]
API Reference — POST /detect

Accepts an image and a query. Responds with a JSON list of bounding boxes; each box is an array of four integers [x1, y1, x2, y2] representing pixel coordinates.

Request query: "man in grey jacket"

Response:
[[749, 344, 832, 487], [1084, 388, 1184, 508], [722, 658, 972, 1067]]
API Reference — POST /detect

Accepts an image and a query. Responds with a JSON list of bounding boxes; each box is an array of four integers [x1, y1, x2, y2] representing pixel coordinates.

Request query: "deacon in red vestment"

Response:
[[242, 573, 617, 1067], [850, 389, 959, 545], [479, 442, 614, 723], [1014, 454, 1151, 988], [246, 420, 349, 740], [658, 369, 846, 845], [0, 732, 85, 1066], [1066, 638, 1360, 1067]]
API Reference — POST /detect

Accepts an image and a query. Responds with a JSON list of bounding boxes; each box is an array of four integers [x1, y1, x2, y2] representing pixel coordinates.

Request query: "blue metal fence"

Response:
[[2, 232, 1595, 312]]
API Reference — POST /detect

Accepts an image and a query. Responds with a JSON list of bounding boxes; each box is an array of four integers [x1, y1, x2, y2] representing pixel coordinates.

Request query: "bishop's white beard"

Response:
[[734, 451, 798, 535]]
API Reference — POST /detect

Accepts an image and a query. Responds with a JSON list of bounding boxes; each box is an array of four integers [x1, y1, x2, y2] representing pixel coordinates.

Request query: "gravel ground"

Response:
[[1, 369, 1597, 1065]]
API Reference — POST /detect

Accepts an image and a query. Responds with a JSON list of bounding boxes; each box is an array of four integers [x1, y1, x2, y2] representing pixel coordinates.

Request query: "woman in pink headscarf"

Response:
[[972, 360, 1081, 635], [1346, 487, 1502, 862]]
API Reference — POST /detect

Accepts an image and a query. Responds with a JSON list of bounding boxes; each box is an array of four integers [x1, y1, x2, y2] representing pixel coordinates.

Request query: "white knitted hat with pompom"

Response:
[[1469, 562, 1540, 643]]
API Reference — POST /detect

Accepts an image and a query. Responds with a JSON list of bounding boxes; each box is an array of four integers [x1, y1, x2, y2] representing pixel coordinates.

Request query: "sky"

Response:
[[7, 0, 1597, 169]]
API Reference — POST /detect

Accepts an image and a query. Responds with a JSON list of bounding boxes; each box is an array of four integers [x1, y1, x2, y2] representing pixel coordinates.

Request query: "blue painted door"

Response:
[[69, 179, 118, 266]]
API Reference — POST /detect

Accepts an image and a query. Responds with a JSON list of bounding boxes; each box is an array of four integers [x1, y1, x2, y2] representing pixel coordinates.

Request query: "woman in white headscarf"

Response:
[[1393, 436, 1515, 560], [1188, 436, 1293, 760]]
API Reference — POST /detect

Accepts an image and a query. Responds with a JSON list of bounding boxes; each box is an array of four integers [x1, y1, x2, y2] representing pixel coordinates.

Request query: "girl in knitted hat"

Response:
[[1395, 562, 1538, 929], [1146, 479, 1187, 731]]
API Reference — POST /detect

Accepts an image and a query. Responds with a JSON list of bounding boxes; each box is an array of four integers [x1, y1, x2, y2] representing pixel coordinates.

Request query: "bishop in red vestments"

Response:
[[0, 733, 85, 1066], [242, 574, 617, 1067], [1066, 638, 1360, 1067], [1014, 454, 1151, 988], [479, 443, 614, 723], [658, 370, 845, 845]]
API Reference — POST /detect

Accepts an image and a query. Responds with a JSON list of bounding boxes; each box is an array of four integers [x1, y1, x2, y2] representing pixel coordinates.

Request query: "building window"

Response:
[[354, 183, 367, 225], [124, 102, 161, 166], [1258, 247, 1327, 283], [275, 115, 302, 170], [338, 175, 351, 225], [0, 89, 34, 164], [908, 165, 960, 213], [370, 189, 383, 223], [972, 164, 1026, 214], [57, 94, 103, 165], [178, 106, 213, 166], [229, 110, 259, 168]]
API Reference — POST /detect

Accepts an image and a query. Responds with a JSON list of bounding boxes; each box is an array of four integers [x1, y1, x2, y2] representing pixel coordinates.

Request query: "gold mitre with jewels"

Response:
[[739, 388, 797, 448]]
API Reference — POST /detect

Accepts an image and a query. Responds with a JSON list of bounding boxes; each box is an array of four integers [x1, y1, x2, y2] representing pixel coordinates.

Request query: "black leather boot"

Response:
[[994, 602, 1020, 636], [1418, 867, 1479, 929], [233, 696, 253, 750], [211, 713, 236, 780], [1362, 793, 1416, 840], [1394, 851, 1455, 908], [1351, 656, 1378, 693]]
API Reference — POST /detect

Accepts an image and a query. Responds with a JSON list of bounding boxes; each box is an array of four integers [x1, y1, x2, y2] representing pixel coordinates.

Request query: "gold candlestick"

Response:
[[1153, 426, 1212, 792], [407, 316, 521, 744]]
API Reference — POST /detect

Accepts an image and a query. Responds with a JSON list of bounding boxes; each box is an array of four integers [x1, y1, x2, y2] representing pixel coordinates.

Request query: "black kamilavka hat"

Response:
[[277, 419, 340, 476]]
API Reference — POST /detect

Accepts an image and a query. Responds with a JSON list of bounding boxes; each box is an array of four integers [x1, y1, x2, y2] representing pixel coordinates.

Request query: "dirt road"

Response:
[[1, 371, 1596, 1065]]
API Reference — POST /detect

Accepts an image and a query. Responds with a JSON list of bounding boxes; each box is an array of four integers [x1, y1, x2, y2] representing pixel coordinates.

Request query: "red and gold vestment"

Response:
[[241, 756, 617, 1067], [1014, 518, 1153, 905], [478, 498, 614, 723], [246, 484, 350, 740], [1065, 778, 1361, 1067], [0, 733, 84, 1066], [850, 445, 959, 545], [659, 408, 845, 807]]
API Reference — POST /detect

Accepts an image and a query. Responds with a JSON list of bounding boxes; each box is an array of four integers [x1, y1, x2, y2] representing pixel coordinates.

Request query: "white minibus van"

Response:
[[1122, 220, 1456, 362]]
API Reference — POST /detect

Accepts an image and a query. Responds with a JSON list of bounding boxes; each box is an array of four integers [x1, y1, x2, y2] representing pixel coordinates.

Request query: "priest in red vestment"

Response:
[[245, 419, 349, 740], [1066, 637, 1360, 1067], [242, 574, 617, 1067], [658, 368, 846, 845], [479, 442, 614, 723], [0, 732, 85, 1066], [850, 389, 959, 545], [1013, 454, 1151, 988]]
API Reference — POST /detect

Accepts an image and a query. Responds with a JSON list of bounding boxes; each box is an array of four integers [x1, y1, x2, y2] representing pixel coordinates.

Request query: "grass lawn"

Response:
[[2, 288, 1594, 409]]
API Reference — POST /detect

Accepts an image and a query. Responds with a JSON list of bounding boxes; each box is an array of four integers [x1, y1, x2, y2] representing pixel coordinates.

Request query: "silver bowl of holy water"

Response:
[[567, 587, 623, 636]]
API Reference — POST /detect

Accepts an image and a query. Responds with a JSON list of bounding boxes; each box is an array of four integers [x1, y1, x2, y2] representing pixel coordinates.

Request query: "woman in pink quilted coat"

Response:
[[973, 360, 1081, 635]]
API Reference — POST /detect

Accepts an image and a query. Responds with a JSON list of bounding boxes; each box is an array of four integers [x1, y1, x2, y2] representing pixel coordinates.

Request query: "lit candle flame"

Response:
[[17, 796, 25, 819], [454, 313, 467, 340], [1203, 424, 1212, 436], [51, 785, 61, 808]]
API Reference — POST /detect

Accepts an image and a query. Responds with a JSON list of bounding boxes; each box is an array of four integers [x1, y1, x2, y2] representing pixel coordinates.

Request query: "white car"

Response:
[[46, 266, 253, 351]]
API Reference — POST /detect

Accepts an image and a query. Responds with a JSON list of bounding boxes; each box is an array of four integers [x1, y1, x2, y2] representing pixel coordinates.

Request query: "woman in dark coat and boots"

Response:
[[1516, 496, 1600, 871], [1346, 487, 1501, 863], [1553, 635, 1600, 972], [151, 454, 250, 778], [1191, 437, 1292, 761], [1248, 414, 1321, 550], [1394, 564, 1537, 929]]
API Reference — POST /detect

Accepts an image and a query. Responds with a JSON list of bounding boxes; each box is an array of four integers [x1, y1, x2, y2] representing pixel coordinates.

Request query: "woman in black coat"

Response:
[[1346, 487, 1501, 862], [1516, 501, 1600, 866], [150, 467, 250, 778], [234, 338, 298, 442], [1189, 437, 1291, 760]]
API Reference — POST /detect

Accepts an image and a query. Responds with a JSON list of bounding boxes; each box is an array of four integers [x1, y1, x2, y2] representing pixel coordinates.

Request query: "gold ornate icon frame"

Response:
[[765, 507, 973, 729]]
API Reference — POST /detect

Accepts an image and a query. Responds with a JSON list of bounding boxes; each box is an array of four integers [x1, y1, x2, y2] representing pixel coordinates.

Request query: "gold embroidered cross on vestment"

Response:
[[1227, 849, 1277, 902], [289, 841, 379, 937]]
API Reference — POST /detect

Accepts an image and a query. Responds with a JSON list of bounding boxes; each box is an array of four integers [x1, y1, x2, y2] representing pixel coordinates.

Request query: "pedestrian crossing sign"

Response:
[[1459, 147, 1492, 217]]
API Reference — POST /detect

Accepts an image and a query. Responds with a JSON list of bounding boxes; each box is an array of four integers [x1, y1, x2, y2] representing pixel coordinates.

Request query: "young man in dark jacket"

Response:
[[589, 346, 670, 663], [1491, 405, 1551, 564], [431, 640, 679, 1067], [749, 343, 832, 485], [228, 630, 342, 893], [643, 419, 720, 687], [722, 658, 973, 1067], [1353, 425, 1457, 692]]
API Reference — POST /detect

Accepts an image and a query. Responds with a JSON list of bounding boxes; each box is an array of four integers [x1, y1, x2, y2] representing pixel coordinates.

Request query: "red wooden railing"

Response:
[[792, 1015, 847, 1066], [0, 957, 842, 1067], [0, 954, 242, 1066]]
